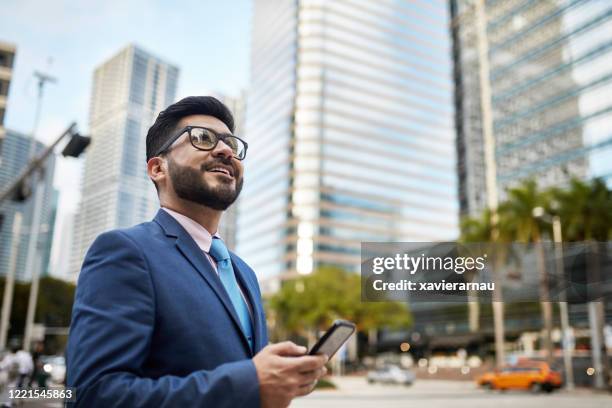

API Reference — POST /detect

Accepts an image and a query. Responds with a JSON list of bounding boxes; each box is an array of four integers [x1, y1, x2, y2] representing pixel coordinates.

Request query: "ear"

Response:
[[147, 156, 167, 187]]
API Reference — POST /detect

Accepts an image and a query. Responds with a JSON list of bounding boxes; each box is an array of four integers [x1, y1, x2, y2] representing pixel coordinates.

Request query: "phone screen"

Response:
[[309, 322, 355, 358]]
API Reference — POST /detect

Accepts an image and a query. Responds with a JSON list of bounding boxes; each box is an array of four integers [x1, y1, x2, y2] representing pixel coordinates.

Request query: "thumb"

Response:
[[268, 341, 307, 356]]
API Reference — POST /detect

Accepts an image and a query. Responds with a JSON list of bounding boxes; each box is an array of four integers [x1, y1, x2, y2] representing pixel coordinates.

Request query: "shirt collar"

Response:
[[161, 207, 220, 253]]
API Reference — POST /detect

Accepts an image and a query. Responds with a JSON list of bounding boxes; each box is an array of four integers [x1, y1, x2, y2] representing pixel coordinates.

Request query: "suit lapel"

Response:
[[154, 210, 253, 355], [231, 257, 264, 352]]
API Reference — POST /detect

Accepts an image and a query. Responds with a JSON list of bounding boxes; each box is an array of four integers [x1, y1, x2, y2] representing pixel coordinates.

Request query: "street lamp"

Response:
[[0, 123, 90, 204], [532, 206, 574, 390], [0, 123, 90, 352]]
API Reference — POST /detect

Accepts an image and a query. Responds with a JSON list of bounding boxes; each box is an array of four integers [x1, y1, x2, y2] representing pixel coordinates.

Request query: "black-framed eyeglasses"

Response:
[[154, 126, 248, 160]]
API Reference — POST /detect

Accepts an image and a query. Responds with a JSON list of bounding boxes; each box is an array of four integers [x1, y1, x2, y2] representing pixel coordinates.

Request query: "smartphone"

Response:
[[308, 320, 356, 359]]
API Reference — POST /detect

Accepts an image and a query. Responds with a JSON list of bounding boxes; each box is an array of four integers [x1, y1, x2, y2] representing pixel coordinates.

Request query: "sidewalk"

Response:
[[292, 376, 612, 408]]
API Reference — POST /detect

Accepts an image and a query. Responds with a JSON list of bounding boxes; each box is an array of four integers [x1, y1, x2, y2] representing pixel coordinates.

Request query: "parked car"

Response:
[[476, 361, 562, 392], [367, 365, 415, 386], [42, 356, 66, 385]]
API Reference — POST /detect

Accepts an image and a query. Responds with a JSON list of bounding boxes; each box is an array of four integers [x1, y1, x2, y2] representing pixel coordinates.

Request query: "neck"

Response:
[[161, 196, 222, 234]]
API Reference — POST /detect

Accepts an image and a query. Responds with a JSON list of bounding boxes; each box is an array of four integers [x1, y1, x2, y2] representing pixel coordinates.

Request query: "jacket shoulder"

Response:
[[95, 220, 161, 243]]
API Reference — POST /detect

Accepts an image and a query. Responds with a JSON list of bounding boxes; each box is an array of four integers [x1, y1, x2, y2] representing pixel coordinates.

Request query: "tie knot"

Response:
[[209, 237, 230, 262]]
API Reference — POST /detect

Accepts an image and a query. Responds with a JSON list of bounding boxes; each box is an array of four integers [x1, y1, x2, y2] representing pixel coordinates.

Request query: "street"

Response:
[[293, 377, 612, 408], [9, 377, 612, 407]]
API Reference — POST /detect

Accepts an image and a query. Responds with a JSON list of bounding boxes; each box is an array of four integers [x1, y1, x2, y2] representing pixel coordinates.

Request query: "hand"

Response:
[[253, 341, 328, 408]]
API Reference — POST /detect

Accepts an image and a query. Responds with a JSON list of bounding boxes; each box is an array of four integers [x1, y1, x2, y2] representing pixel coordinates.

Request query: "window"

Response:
[[0, 79, 9, 97], [0, 51, 13, 68], [129, 54, 148, 105], [121, 119, 141, 177], [150, 64, 159, 109]]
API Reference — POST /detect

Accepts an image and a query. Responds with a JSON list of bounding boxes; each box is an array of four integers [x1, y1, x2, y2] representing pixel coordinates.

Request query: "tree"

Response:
[[459, 209, 493, 333], [0, 276, 75, 353], [549, 178, 612, 388], [550, 178, 612, 242], [267, 266, 411, 350], [500, 179, 554, 363], [461, 178, 612, 374], [460, 206, 515, 365], [460, 179, 560, 364]]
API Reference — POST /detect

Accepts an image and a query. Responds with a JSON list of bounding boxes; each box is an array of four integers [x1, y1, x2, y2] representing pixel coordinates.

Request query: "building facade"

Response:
[[0, 129, 56, 281], [452, 0, 612, 216], [239, 0, 458, 291], [53, 209, 74, 280], [215, 92, 247, 251], [392, 0, 612, 363], [69, 44, 179, 281], [0, 41, 16, 159]]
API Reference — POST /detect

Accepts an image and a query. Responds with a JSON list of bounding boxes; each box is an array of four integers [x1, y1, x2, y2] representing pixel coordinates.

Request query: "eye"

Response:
[[190, 128, 216, 147], [225, 137, 238, 151]]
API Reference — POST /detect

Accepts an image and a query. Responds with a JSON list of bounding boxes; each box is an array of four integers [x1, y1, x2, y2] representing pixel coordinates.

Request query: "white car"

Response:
[[367, 365, 415, 386]]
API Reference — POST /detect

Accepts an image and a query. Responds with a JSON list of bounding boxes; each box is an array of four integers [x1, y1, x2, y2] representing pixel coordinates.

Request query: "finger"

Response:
[[298, 365, 327, 377], [297, 369, 319, 385], [267, 341, 307, 356], [295, 380, 318, 396], [287, 354, 328, 371], [298, 367, 325, 386]]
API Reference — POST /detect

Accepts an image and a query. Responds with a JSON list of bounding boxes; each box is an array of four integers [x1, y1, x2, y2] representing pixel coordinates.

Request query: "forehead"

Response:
[[176, 114, 231, 134]]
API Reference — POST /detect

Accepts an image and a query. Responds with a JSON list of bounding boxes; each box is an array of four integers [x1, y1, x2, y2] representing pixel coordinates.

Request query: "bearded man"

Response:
[[66, 96, 327, 408]]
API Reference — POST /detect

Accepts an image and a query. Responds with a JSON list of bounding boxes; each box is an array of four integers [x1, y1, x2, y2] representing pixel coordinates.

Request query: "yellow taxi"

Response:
[[476, 361, 562, 392]]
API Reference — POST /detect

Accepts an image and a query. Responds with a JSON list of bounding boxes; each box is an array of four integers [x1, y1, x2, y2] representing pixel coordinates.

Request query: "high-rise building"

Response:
[[452, 0, 612, 216], [0, 129, 56, 281], [69, 44, 179, 281], [215, 92, 247, 251], [42, 189, 59, 277], [0, 41, 16, 159], [239, 0, 458, 292], [53, 210, 75, 281]]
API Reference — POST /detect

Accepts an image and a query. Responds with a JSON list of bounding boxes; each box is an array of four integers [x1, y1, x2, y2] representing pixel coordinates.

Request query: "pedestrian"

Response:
[[66, 96, 328, 407], [28, 342, 44, 388], [0, 342, 33, 389]]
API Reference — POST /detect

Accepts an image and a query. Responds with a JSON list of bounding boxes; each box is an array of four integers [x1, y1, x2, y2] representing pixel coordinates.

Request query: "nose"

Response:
[[212, 138, 234, 160]]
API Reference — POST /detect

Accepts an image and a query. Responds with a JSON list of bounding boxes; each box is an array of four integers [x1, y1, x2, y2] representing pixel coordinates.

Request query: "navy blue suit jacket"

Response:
[[66, 209, 268, 407]]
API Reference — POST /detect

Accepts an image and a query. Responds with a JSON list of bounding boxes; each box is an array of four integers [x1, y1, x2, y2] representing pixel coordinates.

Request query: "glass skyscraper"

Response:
[[69, 44, 179, 281], [214, 92, 247, 251], [0, 129, 56, 281], [239, 0, 458, 291], [452, 0, 612, 216], [0, 41, 16, 158]]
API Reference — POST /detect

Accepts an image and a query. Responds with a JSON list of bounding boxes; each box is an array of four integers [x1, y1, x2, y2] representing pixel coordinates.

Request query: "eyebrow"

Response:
[[201, 127, 234, 136]]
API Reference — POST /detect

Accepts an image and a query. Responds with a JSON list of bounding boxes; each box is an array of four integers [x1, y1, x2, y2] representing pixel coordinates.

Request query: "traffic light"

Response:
[[0, 123, 87, 205], [61, 133, 91, 157], [12, 178, 32, 202]]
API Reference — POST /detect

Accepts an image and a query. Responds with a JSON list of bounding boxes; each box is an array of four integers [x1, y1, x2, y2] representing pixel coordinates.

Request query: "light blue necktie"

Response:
[[209, 237, 254, 351]]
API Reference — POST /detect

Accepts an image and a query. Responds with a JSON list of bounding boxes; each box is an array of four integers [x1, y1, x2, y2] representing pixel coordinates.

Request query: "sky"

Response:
[[0, 0, 253, 277]]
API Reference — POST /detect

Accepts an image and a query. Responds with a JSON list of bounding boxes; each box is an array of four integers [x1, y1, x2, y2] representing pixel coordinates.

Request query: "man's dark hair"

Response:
[[145, 96, 235, 162]]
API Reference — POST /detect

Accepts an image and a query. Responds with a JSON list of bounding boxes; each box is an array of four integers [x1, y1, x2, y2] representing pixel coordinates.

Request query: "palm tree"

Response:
[[462, 178, 612, 373], [500, 179, 554, 363], [460, 208, 494, 243], [551, 178, 612, 242], [460, 210, 492, 333], [550, 178, 612, 388], [460, 207, 511, 366]]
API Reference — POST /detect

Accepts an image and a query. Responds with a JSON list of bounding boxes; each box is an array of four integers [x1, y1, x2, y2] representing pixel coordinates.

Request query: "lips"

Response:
[[206, 164, 235, 178]]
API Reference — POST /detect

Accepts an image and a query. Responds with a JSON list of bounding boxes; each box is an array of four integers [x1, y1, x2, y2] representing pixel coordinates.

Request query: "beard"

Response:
[[167, 156, 243, 211]]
